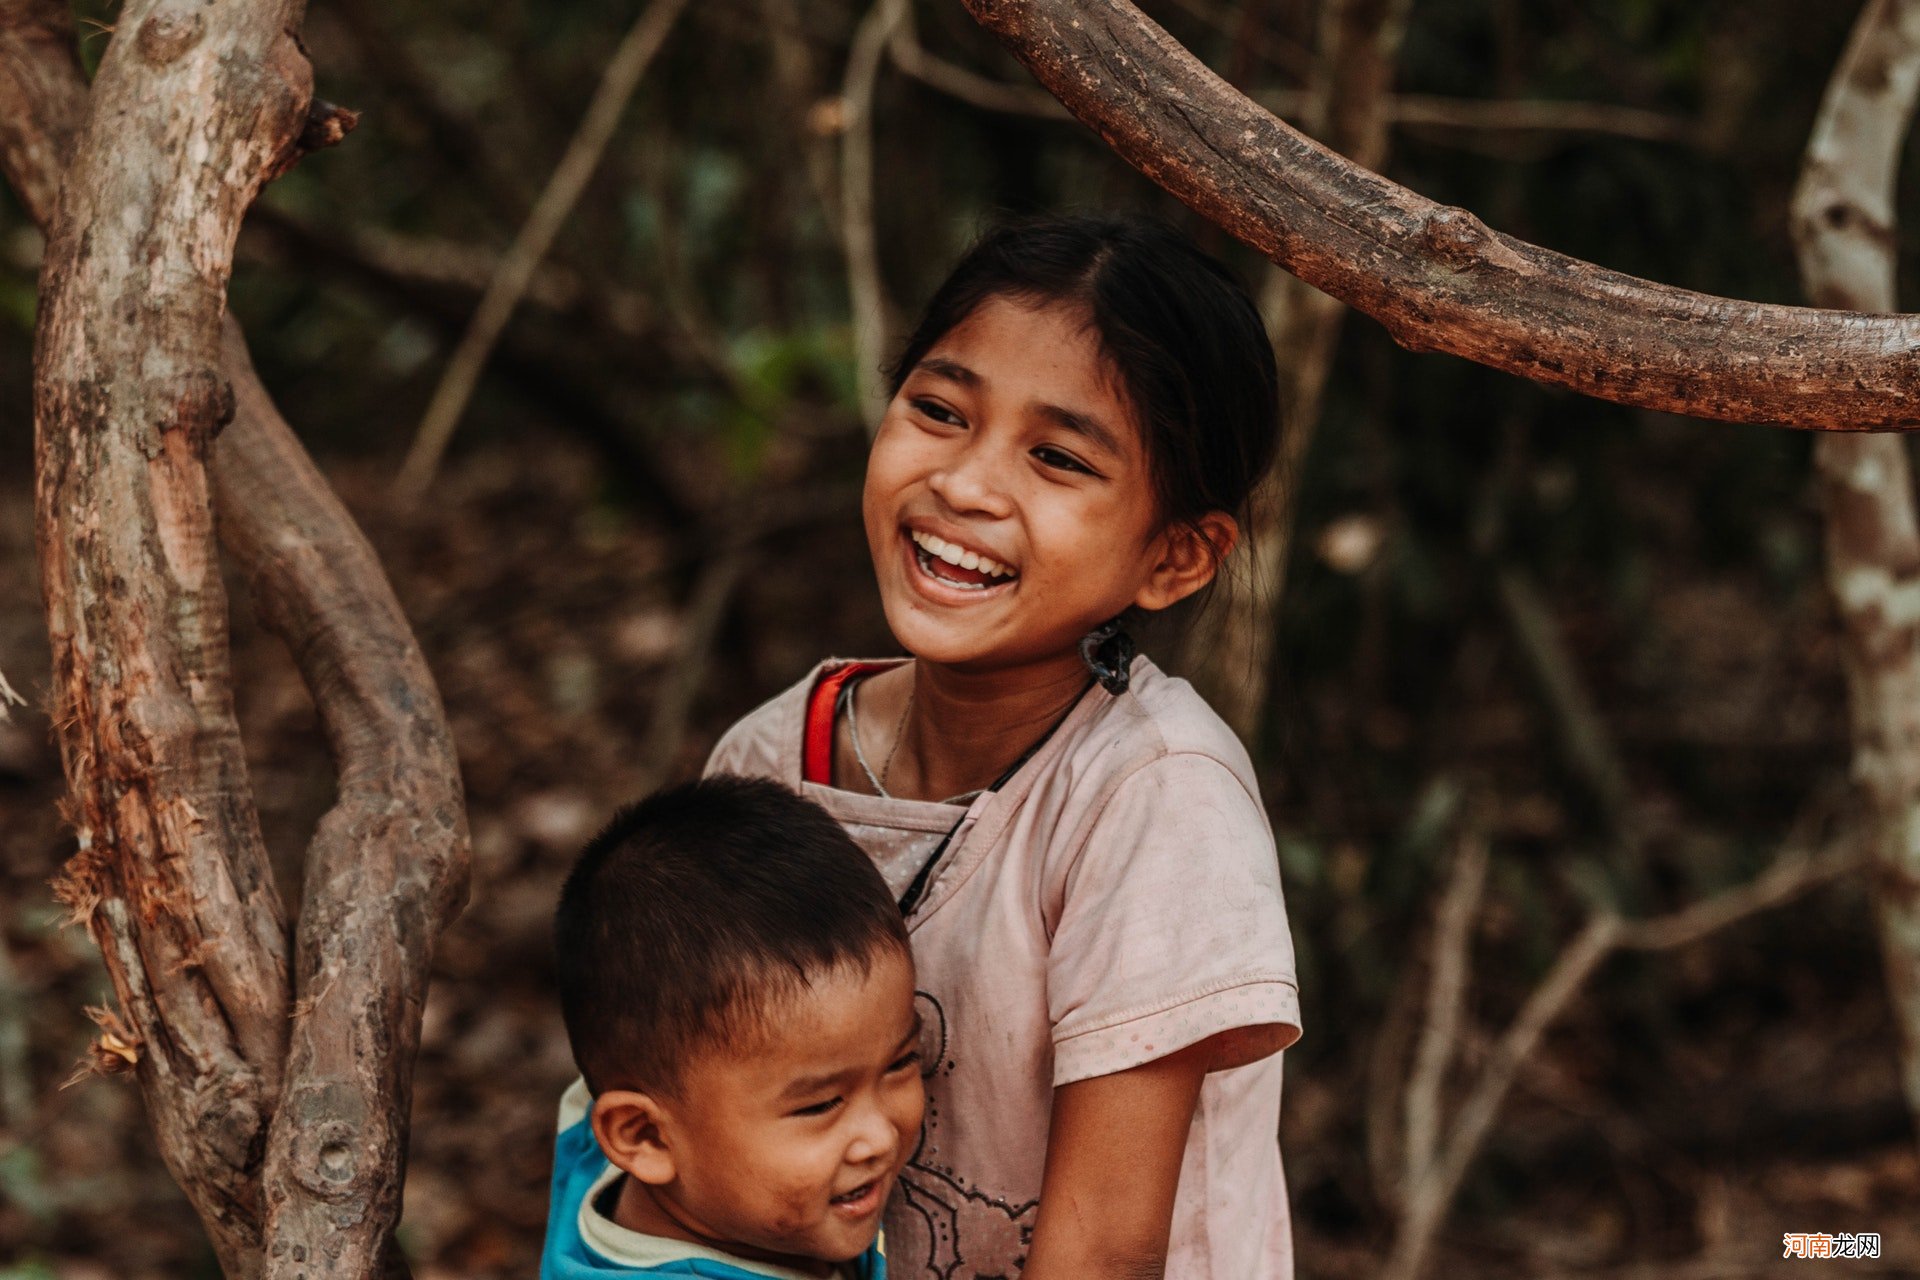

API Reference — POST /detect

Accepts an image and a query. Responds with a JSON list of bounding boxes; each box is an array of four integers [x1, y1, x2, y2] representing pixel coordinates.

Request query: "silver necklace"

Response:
[[849, 684, 913, 798]]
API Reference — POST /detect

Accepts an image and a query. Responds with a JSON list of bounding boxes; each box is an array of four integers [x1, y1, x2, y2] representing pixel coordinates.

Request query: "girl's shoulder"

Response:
[[704, 658, 906, 783], [1071, 655, 1259, 792]]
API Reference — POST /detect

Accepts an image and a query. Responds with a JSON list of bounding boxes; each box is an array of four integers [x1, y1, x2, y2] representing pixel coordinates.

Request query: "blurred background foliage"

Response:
[[2, 0, 1917, 1276]]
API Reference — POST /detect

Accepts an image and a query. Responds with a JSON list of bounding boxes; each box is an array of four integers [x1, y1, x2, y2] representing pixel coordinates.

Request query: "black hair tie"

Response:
[[1079, 618, 1135, 695]]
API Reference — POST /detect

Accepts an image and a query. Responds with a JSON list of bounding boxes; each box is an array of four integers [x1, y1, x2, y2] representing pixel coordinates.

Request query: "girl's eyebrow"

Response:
[[915, 357, 977, 386], [1039, 403, 1123, 458]]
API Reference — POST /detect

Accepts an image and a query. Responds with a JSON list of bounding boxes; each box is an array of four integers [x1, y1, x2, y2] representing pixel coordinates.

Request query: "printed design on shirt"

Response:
[[893, 992, 1038, 1280]]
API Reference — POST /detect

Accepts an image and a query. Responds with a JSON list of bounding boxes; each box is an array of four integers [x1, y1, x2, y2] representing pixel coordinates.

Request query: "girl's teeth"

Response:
[[910, 529, 1014, 580]]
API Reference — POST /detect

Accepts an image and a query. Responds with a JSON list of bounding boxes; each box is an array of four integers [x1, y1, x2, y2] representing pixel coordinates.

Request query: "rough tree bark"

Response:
[[1192, 0, 1412, 735], [0, 1, 469, 1275], [961, 0, 1920, 429], [1791, 0, 1920, 1139]]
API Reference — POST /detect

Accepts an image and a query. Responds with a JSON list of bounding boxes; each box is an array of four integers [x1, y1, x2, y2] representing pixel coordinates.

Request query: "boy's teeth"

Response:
[[910, 529, 1014, 580]]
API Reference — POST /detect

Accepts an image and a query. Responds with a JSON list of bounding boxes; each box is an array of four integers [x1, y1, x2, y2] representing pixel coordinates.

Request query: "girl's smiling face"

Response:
[[863, 295, 1229, 673]]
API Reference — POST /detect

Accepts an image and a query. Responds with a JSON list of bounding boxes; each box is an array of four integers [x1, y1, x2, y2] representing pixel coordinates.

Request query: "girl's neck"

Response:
[[875, 652, 1093, 802]]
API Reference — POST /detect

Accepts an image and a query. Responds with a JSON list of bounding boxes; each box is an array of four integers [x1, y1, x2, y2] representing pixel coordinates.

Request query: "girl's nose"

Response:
[[927, 438, 1014, 518]]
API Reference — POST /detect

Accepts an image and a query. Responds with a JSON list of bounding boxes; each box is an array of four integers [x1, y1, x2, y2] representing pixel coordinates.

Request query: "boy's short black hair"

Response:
[[554, 774, 909, 1096]]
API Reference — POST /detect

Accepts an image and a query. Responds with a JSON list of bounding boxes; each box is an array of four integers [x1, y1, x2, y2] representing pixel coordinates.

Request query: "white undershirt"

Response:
[[576, 1160, 854, 1280]]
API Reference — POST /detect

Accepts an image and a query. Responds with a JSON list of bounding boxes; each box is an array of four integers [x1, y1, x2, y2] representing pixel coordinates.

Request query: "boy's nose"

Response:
[[844, 1102, 900, 1168]]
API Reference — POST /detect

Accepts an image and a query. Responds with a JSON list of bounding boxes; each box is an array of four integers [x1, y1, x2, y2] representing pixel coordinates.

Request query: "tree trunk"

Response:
[[0, 1, 469, 1274], [961, 0, 1920, 429], [1791, 0, 1920, 1143]]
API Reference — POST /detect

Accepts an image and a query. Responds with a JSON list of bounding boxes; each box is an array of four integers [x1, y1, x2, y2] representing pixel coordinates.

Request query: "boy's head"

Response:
[[554, 775, 923, 1267]]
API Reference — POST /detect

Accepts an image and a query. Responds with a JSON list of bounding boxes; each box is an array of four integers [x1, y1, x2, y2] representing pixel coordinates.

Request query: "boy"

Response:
[[543, 775, 924, 1279]]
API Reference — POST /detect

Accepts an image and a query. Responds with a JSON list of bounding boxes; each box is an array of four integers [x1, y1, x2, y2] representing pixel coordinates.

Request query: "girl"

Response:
[[708, 216, 1301, 1279]]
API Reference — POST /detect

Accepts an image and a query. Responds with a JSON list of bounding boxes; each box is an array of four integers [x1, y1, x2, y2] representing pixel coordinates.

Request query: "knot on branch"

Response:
[[1421, 206, 1494, 272], [162, 370, 236, 442], [265, 98, 361, 184], [282, 1082, 386, 1201], [135, 9, 204, 66], [300, 98, 360, 153]]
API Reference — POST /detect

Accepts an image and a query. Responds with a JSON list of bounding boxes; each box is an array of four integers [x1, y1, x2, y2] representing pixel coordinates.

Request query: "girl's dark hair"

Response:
[[885, 215, 1282, 534]]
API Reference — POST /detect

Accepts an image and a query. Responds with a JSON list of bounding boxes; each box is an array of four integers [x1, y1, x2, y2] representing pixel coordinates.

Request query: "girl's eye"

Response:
[[911, 398, 963, 427], [792, 1096, 844, 1118], [887, 1050, 922, 1074], [1033, 445, 1094, 476]]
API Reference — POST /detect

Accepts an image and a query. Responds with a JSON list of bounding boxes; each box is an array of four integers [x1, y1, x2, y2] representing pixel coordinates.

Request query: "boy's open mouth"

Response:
[[829, 1177, 883, 1215], [908, 529, 1018, 592]]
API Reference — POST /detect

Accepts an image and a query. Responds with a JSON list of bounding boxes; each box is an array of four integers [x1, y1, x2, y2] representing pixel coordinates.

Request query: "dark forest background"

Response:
[[3, 1, 1919, 1276]]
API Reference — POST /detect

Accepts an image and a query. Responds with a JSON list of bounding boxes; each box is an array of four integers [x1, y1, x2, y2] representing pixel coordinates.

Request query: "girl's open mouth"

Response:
[[907, 529, 1018, 592]]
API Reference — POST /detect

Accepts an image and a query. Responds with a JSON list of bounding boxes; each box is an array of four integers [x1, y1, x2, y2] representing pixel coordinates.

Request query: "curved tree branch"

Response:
[[31, 0, 310, 1265], [2, 1, 471, 1273], [218, 322, 469, 1278], [0, 0, 83, 226], [1790, 0, 1920, 1139], [962, 0, 1920, 429]]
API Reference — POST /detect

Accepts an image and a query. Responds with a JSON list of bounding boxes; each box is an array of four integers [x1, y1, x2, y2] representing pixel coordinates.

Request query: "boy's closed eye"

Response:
[[785, 1050, 921, 1117]]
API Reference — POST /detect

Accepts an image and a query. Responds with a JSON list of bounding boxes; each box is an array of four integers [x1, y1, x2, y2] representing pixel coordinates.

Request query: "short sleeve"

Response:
[[1047, 753, 1301, 1088]]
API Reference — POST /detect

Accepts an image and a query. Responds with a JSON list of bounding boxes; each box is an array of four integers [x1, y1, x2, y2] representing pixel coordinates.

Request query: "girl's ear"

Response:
[[1135, 512, 1239, 612], [591, 1089, 678, 1186]]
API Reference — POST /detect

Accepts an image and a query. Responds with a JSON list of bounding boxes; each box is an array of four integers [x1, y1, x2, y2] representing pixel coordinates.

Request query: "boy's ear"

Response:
[[1135, 512, 1238, 612], [591, 1089, 678, 1186]]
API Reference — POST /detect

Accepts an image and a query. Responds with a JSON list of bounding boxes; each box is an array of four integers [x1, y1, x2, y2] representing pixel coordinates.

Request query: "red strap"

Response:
[[802, 663, 892, 785]]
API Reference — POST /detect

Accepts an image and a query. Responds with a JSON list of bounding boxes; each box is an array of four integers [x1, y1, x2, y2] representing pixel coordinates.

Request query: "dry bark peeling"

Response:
[[0, 0, 469, 1274], [963, 0, 1920, 429], [1791, 0, 1920, 1139], [31, 1, 310, 1267]]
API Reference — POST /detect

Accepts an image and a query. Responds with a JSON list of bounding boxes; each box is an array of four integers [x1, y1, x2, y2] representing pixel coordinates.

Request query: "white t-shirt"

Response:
[[706, 655, 1302, 1279]]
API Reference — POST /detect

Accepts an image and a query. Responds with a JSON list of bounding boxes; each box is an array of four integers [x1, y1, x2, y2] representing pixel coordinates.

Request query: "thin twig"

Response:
[[889, 15, 1071, 119], [0, 932, 32, 1128], [637, 543, 752, 791], [322, 0, 532, 226], [1380, 833, 1864, 1280], [1401, 822, 1489, 1196], [841, 0, 909, 429], [1383, 914, 1620, 1280], [1496, 565, 1638, 845], [0, 665, 23, 722], [1160, 0, 1312, 76], [394, 0, 693, 500], [635, 481, 859, 787], [761, 0, 846, 230], [881, 27, 1694, 148], [1385, 94, 1699, 144]]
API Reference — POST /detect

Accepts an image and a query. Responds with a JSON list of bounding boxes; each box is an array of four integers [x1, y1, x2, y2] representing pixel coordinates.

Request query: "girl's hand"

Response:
[[1020, 1037, 1216, 1280]]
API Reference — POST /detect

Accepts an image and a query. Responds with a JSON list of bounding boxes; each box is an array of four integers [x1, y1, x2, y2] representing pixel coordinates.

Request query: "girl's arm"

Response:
[[1020, 1038, 1214, 1280]]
